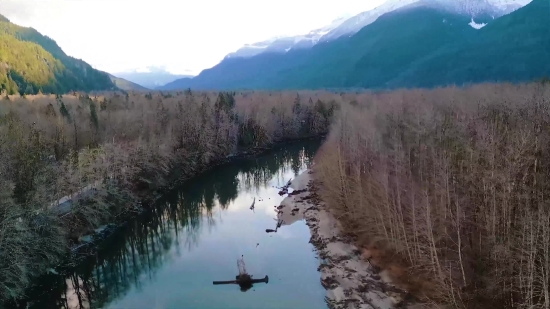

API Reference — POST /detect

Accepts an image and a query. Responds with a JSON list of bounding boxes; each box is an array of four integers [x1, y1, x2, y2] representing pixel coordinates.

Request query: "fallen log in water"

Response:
[[213, 256, 269, 291], [213, 275, 269, 286]]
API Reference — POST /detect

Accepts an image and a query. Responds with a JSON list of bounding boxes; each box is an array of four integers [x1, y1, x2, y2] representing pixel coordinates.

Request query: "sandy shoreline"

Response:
[[276, 169, 410, 309]]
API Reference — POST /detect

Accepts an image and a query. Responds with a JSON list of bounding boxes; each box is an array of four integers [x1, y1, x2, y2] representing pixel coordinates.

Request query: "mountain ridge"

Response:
[[225, 16, 350, 59], [160, 4, 476, 90]]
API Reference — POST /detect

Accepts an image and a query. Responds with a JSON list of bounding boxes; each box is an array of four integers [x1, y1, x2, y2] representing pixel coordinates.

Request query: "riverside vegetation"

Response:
[[0, 90, 336, 300], [6, 142, 323, 309], [315, 82, 550, 308], [2, 82, 550, 309]]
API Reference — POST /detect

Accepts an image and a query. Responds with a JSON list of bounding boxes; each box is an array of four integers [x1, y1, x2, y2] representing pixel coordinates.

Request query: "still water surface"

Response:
[[13, 141, 327, 309]]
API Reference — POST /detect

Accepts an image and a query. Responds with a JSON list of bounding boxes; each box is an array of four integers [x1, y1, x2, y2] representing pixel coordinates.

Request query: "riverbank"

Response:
[[68, 136, 324, 254], [7, 141, 327, 309], [313, 82, 550, 308], [277, 170, 414, 309]]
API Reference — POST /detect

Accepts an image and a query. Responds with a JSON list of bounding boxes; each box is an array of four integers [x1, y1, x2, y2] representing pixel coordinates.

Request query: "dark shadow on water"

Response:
[[6, 140, 321, 309]]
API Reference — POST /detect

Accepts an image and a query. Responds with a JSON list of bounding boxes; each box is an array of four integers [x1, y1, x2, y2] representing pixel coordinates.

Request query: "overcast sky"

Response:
[[0, 0, 385, 75]]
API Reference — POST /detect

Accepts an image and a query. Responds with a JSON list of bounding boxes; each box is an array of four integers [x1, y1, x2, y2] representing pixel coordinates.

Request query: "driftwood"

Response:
[[213, 255, 269, 291], [265, 219, 284, 233], [278, 178, 292, 195], [250, 197, 255, 211], [212, 275, 269, 286]]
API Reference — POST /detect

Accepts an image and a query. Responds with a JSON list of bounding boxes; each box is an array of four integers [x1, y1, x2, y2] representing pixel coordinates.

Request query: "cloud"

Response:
[[0, 0, 37, 24], [0, 0, 385, 75]]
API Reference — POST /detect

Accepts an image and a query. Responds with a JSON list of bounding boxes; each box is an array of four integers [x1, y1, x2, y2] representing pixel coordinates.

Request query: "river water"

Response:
[[10, 141, 327, 309]]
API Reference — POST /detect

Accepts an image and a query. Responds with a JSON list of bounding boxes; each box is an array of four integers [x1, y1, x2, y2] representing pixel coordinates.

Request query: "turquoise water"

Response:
[[11, 141, 327, 309]]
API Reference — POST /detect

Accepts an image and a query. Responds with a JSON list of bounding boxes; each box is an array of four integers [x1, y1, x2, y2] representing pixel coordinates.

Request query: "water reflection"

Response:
[[9, 140, 321, 309]]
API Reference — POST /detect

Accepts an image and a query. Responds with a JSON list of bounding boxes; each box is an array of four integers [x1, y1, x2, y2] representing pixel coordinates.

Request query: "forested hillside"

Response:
[[0, 14, 115, 95], [389, 0, 550, 87]]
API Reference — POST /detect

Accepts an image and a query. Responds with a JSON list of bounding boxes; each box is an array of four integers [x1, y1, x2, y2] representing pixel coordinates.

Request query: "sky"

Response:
[[0, 0, 385, 75]]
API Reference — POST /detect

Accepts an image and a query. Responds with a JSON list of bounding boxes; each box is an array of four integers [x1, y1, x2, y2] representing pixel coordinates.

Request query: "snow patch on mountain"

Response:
[[469, 18, 487, 29]]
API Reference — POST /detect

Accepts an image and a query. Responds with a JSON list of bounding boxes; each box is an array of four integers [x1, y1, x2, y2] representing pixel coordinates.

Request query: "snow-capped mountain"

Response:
[[321, 0, 531, 41], [225, 15, 351, 59], [225, 0, 531, 60]]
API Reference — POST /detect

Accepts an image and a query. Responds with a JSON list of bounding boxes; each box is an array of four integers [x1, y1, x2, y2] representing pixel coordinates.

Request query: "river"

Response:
[[8, 140, 327, 309]]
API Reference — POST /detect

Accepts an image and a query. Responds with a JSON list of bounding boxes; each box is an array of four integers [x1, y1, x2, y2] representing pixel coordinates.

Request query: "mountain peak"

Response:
[[0, 14, 9, 22]]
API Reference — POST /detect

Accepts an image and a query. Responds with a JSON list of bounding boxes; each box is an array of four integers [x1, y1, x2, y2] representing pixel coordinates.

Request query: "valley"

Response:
[[0, 0, 549, 308]]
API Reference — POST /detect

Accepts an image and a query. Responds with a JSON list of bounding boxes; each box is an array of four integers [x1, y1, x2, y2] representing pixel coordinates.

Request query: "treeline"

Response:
[[315, 82, 550, 308], [0, 90, 338, 300]]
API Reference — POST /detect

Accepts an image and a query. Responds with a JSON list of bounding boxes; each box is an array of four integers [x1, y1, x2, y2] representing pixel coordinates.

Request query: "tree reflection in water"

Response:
[[8, 140, 320, 309]]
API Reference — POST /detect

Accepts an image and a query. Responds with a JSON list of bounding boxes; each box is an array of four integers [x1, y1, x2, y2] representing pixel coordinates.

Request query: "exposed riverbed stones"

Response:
[[277, 170, 413, 309]]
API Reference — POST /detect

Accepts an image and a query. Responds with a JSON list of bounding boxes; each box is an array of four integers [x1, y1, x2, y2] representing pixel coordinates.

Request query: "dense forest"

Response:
[[315, 81, 550, 308]]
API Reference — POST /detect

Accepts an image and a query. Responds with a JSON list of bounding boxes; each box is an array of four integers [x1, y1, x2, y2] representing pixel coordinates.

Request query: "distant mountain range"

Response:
[[0, 0, 542, 94], [0, 14, 116, 94], [107, 74, 148, 91], [112, 68, 194, 89], [159, 0, 547, 91]]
